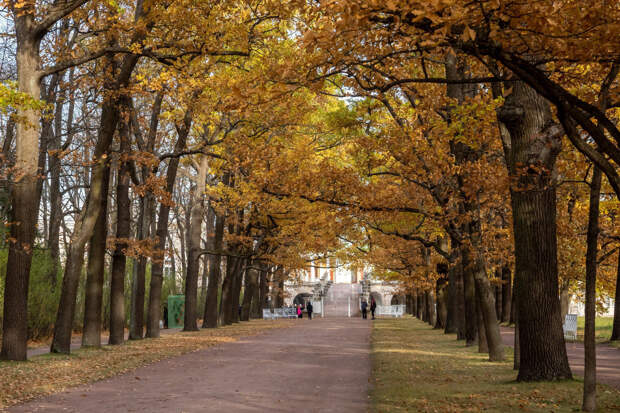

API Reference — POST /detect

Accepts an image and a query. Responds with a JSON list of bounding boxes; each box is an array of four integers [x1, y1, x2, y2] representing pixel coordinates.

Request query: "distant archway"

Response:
[[293, 293, 312, 306], [391, 295, 403, 305], [369, 292, 382, 306]]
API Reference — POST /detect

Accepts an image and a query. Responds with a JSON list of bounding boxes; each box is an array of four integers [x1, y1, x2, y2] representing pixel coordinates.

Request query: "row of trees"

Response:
[[0, 1, 618, 412]]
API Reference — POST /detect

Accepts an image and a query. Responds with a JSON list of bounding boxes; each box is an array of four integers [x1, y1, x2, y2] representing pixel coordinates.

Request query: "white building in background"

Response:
[[284, 258, 405, 316], [569, 297, 616, 317]]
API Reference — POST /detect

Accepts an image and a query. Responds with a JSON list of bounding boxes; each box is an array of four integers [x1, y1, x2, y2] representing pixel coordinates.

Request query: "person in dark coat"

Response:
[[361, 300, 368, 319], [370, 298, 377, 320], [306, 301, 313, 320]]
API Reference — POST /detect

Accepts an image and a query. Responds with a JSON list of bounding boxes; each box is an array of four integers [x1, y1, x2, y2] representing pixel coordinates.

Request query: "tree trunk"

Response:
[[1, 25, 43, 361], [241, 265, 258, 321], [435, 279, 447, 329], [51, 85, 128, 353], [583, 167, 601, 412], [259, 266, 269, 316], [130, 92, 162, 340], [499, 81, 571, 381], [495, 276, 503, 322], [501, 267, 512, 323], [109, 115, 132, 345], [461, 249, 478, 346], [231, 265, 244, 323], [81, 167, 110, 347], [560, 280, 571, 323], [611, 253, 620, 341], [184, 156, 208, 331], [203, 201, 225, 328], [476, 286, 489, 354], [146, 108, 192, 338]]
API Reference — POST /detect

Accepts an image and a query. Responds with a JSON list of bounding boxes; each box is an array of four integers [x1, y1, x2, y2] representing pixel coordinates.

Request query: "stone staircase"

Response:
[[323, 283, 362, 317]]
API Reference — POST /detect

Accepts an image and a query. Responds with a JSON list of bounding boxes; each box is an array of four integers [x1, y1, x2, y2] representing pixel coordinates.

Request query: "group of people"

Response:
[[296, 301, 313, 319], [361, 298, 377, 320]]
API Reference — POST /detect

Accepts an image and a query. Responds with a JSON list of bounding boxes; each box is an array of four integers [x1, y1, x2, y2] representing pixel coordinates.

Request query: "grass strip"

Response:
[[370, 317, 620, 412]]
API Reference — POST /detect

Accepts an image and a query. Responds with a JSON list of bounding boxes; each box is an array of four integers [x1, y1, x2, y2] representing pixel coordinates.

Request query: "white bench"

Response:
[[563, 314, 578, 340], [375, 305, 405, 317], [263, 307, 298, 320]]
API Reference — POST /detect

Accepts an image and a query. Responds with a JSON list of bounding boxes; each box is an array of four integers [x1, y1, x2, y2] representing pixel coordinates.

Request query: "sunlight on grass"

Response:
[[370, 318, 620, 413]]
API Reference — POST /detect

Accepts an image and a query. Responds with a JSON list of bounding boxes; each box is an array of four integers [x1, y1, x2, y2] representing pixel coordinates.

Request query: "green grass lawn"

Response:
[[370, 317, 620, 412], [577, 316, 614, 343]]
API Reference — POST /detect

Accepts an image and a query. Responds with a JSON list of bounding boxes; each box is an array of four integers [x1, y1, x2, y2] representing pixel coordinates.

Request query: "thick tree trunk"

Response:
[[461, 249, 478, 346], [146, 108, 191, 338], [412, 288, 418, 319], [109, 118, 132, 345], [1, 26, 43, 361], [184, 156, 208, 331], [499, 81, 571, 381], [81, 167, 110, 347], [231, 265, 244, 323], [583, 167, 601, 412], [435, 279, 447, 329], [611, 253, 620, 341], [501, 267, 512, 323]]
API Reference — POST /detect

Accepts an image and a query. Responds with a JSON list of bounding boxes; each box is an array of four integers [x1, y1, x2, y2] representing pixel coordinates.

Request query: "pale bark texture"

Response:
[[184, 156, 208, 331]]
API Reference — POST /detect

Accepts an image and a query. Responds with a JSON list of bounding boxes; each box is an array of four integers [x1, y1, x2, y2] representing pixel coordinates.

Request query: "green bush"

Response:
[[0, 248, 61, 340]]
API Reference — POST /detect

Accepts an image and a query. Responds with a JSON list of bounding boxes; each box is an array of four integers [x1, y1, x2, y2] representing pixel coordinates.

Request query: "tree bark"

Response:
[[81, 167, 110, 347], [130, 92, 162, 340], [184, 156, 208, 331], [259, 266, 269, 317], [461, 248, 478, 346], [499, 81, 571, 381], [109, 112, 132, 345], [1, 19, 43, 361], [435, 278, 447, 329], [241, 265, 258, 321], [146, 108, 192, 338], [501, 267, 512, 324], [476, 286, 489, 354], [611, 253, 620, 341], [583, 167, 601, 412], [203, 201, 225, 328]]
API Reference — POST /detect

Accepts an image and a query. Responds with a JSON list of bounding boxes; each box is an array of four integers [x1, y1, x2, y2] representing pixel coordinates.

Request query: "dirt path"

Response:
[[10, 317, 371, 413], [500, 327, 620, 389]]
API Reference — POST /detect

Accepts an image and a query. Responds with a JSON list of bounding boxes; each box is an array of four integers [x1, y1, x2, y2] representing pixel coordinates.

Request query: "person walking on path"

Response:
[[370, 298, 376, 320], [361, 300, 368, 319], [297, 304, 303, 319], [307, 301, 313, 320]]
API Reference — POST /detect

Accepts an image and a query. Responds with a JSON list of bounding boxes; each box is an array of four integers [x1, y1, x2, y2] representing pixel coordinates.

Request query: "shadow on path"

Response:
[[11, 317, 371, 413]]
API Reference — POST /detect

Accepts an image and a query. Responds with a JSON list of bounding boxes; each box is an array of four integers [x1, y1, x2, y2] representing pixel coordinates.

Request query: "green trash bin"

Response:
[[167, 295, 185, 328]]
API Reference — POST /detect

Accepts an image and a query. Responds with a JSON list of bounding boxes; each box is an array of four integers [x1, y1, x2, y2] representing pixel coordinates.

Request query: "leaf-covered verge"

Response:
[[370, 318, 620, 412], [0, 319, 294, 409]]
